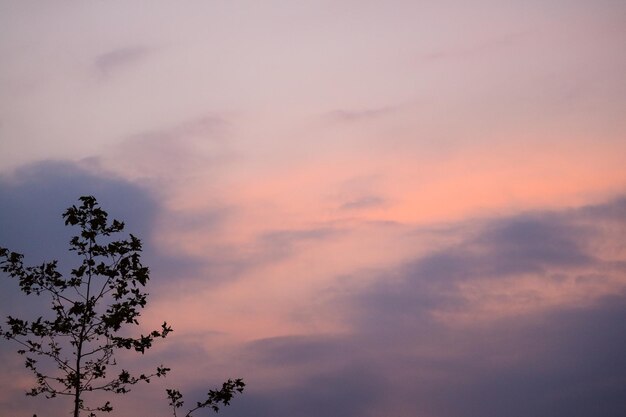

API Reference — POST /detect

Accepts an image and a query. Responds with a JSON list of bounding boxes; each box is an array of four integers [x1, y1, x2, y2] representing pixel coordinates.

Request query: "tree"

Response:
[[0, 196, 244, 416]]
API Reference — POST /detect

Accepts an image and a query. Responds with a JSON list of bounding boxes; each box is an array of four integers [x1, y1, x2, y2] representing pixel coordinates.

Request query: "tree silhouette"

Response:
[[0, 196, 243, 416]]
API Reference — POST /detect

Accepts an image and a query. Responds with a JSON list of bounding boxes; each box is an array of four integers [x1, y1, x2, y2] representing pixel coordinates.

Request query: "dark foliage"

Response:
[[0, 196, 243, 416]]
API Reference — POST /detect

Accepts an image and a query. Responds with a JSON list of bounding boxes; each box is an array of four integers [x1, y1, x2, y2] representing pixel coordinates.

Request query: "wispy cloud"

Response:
[[324, 106, 399, 123], [99, 115, 233, 181], [339, 196, 386, 210], [128, 115, 226, 143], [94, 46, 151, 75], [416, 31, 528, 64]]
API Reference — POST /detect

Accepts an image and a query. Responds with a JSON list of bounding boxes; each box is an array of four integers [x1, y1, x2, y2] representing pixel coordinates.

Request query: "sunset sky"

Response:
[[1, 1, 625, 416]]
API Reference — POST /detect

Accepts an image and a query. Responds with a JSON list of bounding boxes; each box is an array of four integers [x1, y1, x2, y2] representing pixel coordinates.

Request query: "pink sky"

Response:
[[1, 2, 625, 416]]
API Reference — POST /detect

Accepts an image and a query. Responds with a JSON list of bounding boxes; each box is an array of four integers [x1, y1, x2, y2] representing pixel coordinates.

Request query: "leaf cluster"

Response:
[[166, 378, 245, 417]]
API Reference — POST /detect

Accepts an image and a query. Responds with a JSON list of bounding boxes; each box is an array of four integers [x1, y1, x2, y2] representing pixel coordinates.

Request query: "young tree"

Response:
[[0, 196, 243, 416]]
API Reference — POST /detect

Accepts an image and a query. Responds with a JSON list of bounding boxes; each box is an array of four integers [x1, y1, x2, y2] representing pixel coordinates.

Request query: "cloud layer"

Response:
[[216, 198, 626, 417], [1, 1, 626, 416]]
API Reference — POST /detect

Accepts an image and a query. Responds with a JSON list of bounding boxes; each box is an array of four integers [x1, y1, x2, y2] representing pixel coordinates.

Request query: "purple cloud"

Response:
[[325, 106, 398, 123], [94, 46, 150, 75], [222, 197, 626, 417], [340, 195, 386, 210]]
